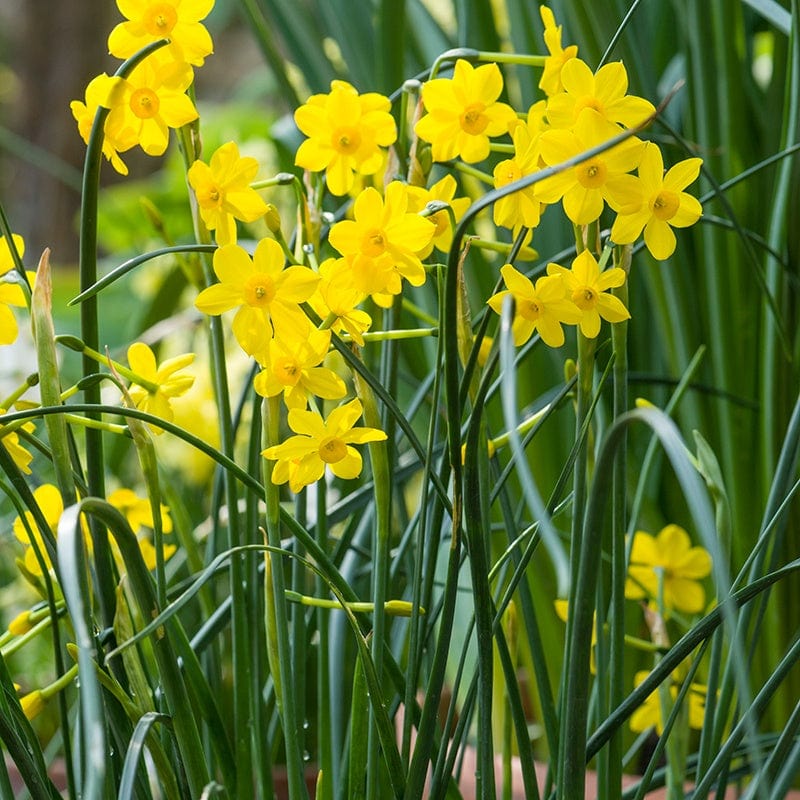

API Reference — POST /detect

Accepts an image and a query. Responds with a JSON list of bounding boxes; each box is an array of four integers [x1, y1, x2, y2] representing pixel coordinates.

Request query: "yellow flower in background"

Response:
[[188, 141, 269, 246], [253, 327, 346, 410], [545, 58, 655, 130], [611, 142, 703, 260], [104, 52, 198, 157], [629, 670, 707, 735], [405, 175, 471, 257], [108, 0, 215, 65], [308, 258, 373, 346], [328, 183, 434, 299], [1, 408, 35, 475], [546, 250, 630, 338], [538, 5, 578, 97], [262, 398, 387, 493], [70, 75, 130, 175], [625, 524, 712, 614], [537, 108, 644, 225], [108, 488, 174, 534], [488, 264, 582, 348], [194, 239, 319, 356], [13, 484, 67, 576], [493, 119, 544, 230], [415, 59, 517, 164], [126, 342, 195, 432], [1, 234, 33, 346], [294, 80, 397, 196]]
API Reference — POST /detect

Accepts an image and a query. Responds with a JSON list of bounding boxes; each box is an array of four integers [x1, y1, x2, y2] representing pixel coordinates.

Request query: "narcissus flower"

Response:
[[487, 264, 582, 348], [546, 250, 630, 338], [194, 238, 319, 356], [126, 342, 195, 432], [538, 5, 578, 97], [405, 175, 471, 256], [1, 234, 33, 346], [415, 59, 517, 164], [629, 670, 707, 735], [545, 58, 655, 130], [625, 524, 712, 614], [108, 0, 214, 65], [104, 52, 198, 157], [308, 258, 373, 346], [328, 183, 434, 300], [13, 484, 66, 575], [70, 75, 130, 175], [1, 408, 35, 474], [187, 141, 269, 246], [611, 142, 703, 260], [493, 118, 544, 230], [262, 398, 387, 493], [294, 80, 397, 196], [253, 327, 347, 410], [537, 108, 644, 225]]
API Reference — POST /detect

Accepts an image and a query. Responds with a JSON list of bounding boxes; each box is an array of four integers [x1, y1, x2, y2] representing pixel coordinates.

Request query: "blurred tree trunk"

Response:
[[1, 0, 117, 265]]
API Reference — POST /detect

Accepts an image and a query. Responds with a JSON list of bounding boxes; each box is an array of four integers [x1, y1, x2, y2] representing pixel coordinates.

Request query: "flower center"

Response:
[[496, 162, 522, 188], [198, 184, 223, 208], [319, 436, 347, 464], [651, 190, 680, 221], [332, 127, 362, 155], [275, 358, 301, 386], [244, 273, 276, 308], [130, 88, 160, 119], [144, 3, 179, 36], [519, 298, 542, 320], [460, 103, 489, 135], [577, 159, 607, 189], [574, 96, 604, 118], [572, 287, 596, 310], [361, 229, 387, 258]]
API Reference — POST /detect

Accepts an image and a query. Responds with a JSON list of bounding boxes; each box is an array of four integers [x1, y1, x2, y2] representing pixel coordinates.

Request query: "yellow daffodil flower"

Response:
[[538, 5, 578, 97], [405, 175, 471, 256], [1, 234, 33, 346], [194, 238, 319, 356], [545, 58, 655, 130], [13, 484, 76, 576], [262, 398, 387, 493], [253, 328, 347, 410], [188, 141, 269, 246], [308, 258, 373, 346], [487, 263, 582, 348], [546, 250, 630, 338], [537, 108, 645, 225], [104, 52, 199, 157], [415, 59, 517, 164], [70, 75, 130, 175], [611, 142, 703, 260], [629, 670, 707, 735], [328, 183, 434, 301], [107, 487, 173, 534], [294, 80, 397, 196], [625, 524, 712, 614], [126, 342, 195, 432], [493, 119, 545, 230], [1, 408, 35, 475], [108, 0, 215, 66]]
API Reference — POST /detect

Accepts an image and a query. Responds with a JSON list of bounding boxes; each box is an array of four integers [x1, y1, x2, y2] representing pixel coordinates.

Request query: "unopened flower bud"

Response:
[[20, 690, 45, 720], [264, 204, 282, 235]]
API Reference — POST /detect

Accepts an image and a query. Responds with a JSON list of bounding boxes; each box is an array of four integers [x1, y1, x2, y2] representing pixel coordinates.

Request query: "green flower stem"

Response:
[[178, 116, 255, 800], [285, 590, 418, 616], [353, 362, 392, 800], [0, 372, 39, 410], [476, 50, 547, 67], [55, 336, 159, 394], [338, 327, 438, 343], [605, 244, 632, 800], [452, 161, 495, 185], [78, 38, 169, 638], [400, 298, 439, 326], [315, 478, 333, 800], [61, 414, 128, 435], [1, 614, 57, 659], [263, 396, 307, 800]]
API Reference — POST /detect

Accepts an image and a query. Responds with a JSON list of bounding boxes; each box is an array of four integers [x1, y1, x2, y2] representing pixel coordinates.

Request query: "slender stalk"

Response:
[[263, 396, 308, 799]]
